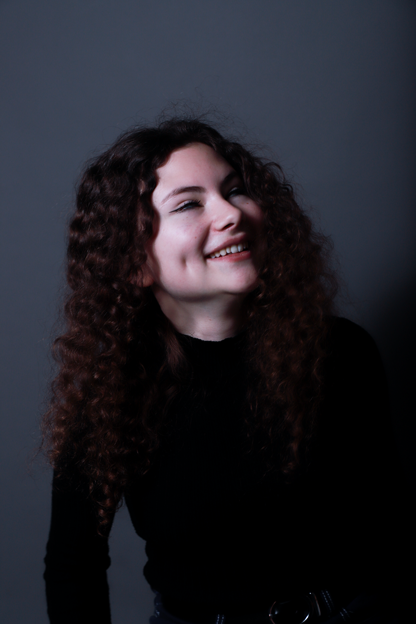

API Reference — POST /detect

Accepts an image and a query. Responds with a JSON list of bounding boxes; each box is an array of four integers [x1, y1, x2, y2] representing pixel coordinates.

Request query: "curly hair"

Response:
[[41, 117, 337, 527]]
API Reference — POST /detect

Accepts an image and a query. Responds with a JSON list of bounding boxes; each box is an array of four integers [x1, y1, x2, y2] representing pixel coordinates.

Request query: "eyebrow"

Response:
[[160, 171, 238, 205]]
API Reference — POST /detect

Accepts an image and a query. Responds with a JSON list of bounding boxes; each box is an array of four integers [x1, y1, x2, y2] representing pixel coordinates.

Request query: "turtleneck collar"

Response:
[[175, 329, 248, 380]]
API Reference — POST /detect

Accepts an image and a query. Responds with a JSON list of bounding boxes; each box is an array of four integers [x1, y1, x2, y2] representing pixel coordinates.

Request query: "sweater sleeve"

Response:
[[317, 318, 415, 607], [44, 469, 114, 624]]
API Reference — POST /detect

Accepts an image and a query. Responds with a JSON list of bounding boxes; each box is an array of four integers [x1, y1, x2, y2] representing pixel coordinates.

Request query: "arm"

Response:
[[44, 469, 114, 624], [318, 319, 415, 612]]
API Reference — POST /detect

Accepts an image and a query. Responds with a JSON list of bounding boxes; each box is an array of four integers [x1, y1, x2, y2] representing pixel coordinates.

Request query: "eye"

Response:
[[228, 186, 247, 198], [171, 199, 202, 213]]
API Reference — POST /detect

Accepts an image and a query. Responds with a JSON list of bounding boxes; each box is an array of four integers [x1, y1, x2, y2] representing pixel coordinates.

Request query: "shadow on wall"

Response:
[[371, 273, 416, 489]]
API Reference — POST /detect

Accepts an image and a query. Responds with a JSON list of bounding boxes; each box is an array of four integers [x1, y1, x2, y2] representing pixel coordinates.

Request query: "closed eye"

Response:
[[228, 186, 247, 198], [171, 199, 202, 213], [170, 185, 246, 213]]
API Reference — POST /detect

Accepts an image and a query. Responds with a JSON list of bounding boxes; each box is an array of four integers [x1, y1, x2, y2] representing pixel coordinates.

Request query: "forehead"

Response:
[[153, 143, 234, 195]]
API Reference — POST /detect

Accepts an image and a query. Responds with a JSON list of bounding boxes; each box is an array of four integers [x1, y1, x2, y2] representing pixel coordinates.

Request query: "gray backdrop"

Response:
[[1, 1, 415, 623]]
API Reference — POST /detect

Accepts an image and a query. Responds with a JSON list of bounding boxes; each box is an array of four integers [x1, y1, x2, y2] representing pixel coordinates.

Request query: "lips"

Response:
[[208, 242, 249, 259], [206, 236, 250, 259]]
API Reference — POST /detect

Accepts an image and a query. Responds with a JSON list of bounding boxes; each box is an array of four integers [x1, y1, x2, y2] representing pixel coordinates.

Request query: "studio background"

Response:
[[1, 1, 415, 623]]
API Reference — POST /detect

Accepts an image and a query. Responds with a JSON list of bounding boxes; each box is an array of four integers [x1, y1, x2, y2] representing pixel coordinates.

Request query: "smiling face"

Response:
[[145, 142, 264, 297], [144, 143, 264, 330]]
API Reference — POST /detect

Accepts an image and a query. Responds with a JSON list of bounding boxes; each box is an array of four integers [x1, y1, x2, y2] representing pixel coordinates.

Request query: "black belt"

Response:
[[163, 588, 362, 624], [269, 590, 348, 624]]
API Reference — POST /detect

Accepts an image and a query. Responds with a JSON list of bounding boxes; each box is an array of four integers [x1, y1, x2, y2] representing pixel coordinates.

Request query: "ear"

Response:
[[129, 263, 154, 288], [140, 263, 155, 288]]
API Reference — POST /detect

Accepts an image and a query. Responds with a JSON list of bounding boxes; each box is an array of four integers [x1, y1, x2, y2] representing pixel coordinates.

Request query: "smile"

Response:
[[208, 243, 249, 259]]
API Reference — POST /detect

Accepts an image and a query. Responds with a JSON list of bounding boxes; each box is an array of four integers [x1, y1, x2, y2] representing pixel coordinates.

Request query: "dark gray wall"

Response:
[[1, 1, 415, 622]]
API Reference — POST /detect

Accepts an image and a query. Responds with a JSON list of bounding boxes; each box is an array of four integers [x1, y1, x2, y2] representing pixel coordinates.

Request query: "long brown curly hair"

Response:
[[41, 116, 337, 527]]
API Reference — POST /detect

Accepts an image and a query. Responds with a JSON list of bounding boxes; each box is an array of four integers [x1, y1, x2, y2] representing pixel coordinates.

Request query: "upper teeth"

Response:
[[209, 243, 248, 259]]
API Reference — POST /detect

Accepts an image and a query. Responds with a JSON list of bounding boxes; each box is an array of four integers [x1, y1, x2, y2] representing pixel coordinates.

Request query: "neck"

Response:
[[152, 289, 246, 341]]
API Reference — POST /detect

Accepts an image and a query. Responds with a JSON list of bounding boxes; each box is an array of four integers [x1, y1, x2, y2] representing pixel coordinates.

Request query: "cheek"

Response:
[[152, 224, 200, 265], [176, 221, 206, 252], [246, 201, 264, 226]]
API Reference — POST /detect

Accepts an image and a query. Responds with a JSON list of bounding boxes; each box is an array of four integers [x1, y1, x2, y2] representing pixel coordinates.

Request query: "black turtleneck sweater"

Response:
[[44, 318, 412, 622]]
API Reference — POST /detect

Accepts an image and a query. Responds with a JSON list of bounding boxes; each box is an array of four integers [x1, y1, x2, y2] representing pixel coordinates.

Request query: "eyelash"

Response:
[[172, 187, 246, 213], [173, 200, 202, 213]]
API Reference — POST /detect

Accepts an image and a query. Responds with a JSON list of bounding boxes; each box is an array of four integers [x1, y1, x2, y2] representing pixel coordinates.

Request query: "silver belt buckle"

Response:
[[269, 592, 321, 624]]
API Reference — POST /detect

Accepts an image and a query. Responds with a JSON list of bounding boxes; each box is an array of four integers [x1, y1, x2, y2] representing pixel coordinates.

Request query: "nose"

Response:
[[211, 196, 243, 231]]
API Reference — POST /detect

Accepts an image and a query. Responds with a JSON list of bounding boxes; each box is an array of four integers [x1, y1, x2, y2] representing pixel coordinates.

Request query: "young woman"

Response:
[[42, 117, 409, 623]]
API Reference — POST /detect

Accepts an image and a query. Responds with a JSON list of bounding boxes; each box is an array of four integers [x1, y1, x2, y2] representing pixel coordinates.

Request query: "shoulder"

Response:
[[327, 316, 378, 352], [321, 316, 390, 433], [313, 319, 393, 478], [326, 316, 384, 374], [322, 317, 389, 417]]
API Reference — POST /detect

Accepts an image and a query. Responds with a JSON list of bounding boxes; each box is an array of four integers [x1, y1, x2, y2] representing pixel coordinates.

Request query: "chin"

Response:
[[226, 278, 260, 296]]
